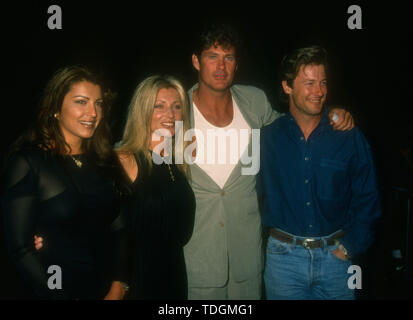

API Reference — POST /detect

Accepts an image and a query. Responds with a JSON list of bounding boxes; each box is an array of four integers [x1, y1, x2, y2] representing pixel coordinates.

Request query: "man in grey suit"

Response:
[[183, 23, 353, 299]]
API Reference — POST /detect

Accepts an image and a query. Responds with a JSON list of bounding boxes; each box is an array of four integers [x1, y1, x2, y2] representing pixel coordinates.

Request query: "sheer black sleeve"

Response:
[[109, 200, 132, 286], [1, 152, 67, 299]]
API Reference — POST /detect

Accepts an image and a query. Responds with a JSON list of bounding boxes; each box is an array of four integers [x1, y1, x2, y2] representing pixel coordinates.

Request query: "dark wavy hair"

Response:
[[10, 65, 114, 163], [279, 45, 329, 105], [193, 22, 243, 58], [4, 65, 131, 197]]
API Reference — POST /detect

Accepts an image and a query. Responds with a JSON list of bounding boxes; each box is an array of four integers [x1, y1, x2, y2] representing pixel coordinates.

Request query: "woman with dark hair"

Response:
[[1, 66, 130, 299]]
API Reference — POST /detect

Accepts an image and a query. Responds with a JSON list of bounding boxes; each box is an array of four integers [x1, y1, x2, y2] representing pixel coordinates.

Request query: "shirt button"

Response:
[[306, 202, 311, 207], [300, 137, 304, 141], [221, 191, 226, 196], [309, 224, 313, 228], [304, 157, 309, 161], [305, 179, 309, 184], [220, 222, 224, 227]]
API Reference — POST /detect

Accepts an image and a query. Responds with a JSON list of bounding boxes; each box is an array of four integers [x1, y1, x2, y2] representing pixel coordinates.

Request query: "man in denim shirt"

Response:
[[258, 46, 381, 299]]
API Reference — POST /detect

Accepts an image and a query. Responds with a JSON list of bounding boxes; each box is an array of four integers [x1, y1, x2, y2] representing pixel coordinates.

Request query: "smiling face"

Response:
[[192, 44, 237, 92], [151, 87, 183, 137], [283, 64, 327, 117], [56, 81, 103, 151]]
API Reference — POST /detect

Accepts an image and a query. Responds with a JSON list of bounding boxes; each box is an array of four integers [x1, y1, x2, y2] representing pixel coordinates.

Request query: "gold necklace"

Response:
[[167, 164, 175, 182], [70, 155, 82, 168]]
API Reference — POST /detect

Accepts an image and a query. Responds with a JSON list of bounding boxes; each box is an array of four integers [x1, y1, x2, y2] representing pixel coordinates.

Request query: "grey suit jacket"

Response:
[[184, 83, 281, 287]]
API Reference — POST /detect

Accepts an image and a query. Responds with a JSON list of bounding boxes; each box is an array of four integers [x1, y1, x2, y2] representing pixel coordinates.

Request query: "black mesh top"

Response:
[[1, 146, 129, 299]]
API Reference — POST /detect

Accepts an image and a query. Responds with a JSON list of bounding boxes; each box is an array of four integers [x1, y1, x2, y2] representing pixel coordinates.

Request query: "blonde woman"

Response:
[[116, 75, 195, 299]]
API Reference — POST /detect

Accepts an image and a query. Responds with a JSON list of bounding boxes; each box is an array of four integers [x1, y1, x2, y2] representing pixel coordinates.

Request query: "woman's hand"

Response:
[[103, 281, 127, 300], [34, 235, 43, 250]]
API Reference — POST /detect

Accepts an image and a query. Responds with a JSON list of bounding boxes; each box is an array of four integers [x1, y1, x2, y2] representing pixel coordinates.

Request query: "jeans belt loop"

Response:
[[322, 238, 327, 251]]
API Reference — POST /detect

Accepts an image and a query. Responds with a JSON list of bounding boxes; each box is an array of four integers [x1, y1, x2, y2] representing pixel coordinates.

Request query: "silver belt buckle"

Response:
[[302, 238, 316, 249]]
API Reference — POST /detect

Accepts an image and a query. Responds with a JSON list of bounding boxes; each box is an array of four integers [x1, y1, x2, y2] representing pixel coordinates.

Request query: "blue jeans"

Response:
[[264, 231, 355, 300]]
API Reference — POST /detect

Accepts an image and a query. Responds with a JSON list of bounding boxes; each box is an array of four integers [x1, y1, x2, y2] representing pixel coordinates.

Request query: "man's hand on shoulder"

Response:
[[329, 107, 354, 131]]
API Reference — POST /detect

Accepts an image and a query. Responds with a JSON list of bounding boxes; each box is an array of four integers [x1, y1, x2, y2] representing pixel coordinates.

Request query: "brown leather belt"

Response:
[[269, 228, 345, 249]]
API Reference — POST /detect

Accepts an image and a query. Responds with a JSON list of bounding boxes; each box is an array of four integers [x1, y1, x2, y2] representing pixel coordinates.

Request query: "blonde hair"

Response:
[[116, 75, 191, 177]]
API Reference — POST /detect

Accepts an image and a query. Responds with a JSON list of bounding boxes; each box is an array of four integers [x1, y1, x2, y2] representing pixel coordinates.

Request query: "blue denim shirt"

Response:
[[257, 109, 381, 256]]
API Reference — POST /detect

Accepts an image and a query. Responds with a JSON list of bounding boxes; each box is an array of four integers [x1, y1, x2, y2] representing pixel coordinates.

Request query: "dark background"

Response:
[[1, 1, 412, 299]]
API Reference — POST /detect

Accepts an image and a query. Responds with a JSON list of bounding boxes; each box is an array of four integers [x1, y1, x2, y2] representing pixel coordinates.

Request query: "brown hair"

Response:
[[279, 46, 328, 104], [13, 65, 115, 163], [3, 66, 133, 197], [193, 22, 243, 59]]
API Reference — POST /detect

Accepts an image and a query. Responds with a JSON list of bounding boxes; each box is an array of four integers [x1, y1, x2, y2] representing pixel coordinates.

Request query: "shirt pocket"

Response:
[[315, 158, 349, 201]]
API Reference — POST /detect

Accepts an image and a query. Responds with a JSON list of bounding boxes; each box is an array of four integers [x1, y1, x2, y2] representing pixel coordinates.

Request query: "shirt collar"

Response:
[[286, 107, 331, 139]]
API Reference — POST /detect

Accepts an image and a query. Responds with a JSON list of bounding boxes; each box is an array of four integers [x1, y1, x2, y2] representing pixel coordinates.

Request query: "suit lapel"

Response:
[[187, 84, 221, 190], [223, 86, 258, 188], [187, 84, 259, 190]]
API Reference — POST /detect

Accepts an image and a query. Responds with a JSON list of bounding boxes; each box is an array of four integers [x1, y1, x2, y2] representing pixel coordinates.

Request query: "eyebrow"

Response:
[[206, 52, 235, 57], [72, 95, 103, 100], [72, 95, 90, 99], [302, 78, 327, 82], [155, 100, 181, 104]]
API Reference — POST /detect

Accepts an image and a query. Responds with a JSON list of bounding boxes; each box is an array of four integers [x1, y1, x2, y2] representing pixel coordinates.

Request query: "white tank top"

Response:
[[193, 98, 251, 189]]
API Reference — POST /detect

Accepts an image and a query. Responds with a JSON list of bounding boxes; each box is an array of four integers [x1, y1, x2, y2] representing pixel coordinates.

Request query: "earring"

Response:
[[54, 113, 58, 119]]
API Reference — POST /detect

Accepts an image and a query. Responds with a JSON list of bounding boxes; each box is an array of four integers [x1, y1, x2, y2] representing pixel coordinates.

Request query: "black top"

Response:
[[125, 152, 195, 300], [1, 147, 129, 299]]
